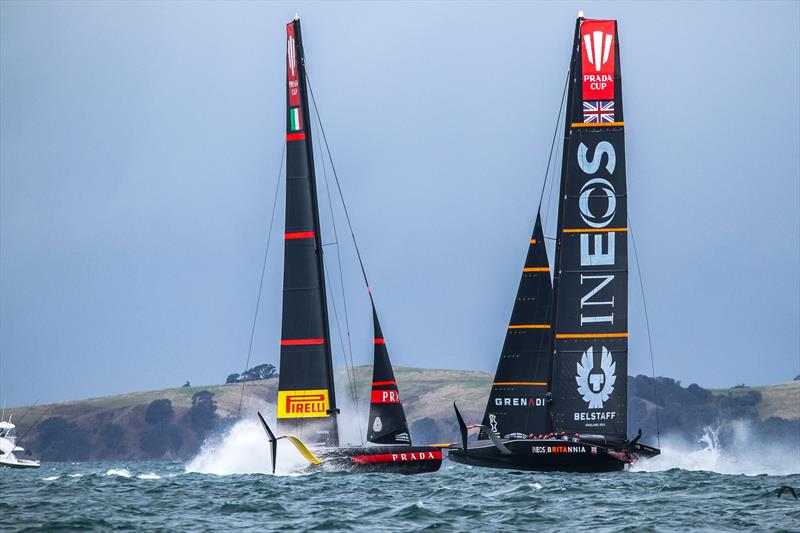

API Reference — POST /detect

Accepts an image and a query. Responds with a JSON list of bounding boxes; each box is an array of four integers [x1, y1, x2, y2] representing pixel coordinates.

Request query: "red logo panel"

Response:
[[371, 389, 400, 404], [351, 450, 442, 464], [581, 20, 615, 100], [286, 23, 301, 107]]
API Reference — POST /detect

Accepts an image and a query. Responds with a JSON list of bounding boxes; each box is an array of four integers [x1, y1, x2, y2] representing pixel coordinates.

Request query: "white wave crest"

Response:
[[632, 423, 800, 476], [42, 475, 60, 481], [105, 468, 132, 478], [137, 473, 160, 480]]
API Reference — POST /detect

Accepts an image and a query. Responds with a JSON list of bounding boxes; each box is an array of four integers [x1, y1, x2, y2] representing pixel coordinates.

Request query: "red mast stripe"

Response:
[[284, 231, 315, 240], [374, 338, 385, 345], [280, 338, 325, 346], [372, 380, 396, 386], [286, 132, 305, 141]]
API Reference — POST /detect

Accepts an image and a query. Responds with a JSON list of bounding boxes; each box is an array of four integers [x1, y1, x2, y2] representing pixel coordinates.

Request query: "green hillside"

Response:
[[5, 368, 798, 462]]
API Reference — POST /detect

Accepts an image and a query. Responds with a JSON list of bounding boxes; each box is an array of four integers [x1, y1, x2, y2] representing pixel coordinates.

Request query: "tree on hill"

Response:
[[187, 391, 218, 434], [226, 363, 278, 384], [145, 399, 174, 425]]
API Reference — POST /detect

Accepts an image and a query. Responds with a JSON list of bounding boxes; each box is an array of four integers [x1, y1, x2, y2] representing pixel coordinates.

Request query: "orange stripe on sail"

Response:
[[523, 267, 550, 272], [508, 324, 551, 329]]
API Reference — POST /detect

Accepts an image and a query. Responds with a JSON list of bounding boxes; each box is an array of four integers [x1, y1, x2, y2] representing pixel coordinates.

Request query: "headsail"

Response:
[[276, 18, 339, 447], [366, 304, 412, 445], [479, 213, 553, 439], [549, 18, 628, 440]]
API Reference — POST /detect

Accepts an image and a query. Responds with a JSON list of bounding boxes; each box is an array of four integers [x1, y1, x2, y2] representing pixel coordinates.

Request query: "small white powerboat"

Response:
[[0, 420, 40, 469]]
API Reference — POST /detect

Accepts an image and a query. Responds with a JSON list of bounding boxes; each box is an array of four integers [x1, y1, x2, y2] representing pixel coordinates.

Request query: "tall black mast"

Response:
[[549, 16, 629, 441], [277, 17, 338, 446]]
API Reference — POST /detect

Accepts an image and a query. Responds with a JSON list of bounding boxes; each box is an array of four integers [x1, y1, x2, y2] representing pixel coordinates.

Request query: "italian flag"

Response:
[[289, 107, 302, 132]]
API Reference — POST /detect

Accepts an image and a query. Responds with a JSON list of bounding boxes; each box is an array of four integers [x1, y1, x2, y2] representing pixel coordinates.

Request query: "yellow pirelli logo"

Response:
[[277, 389, 330, 419]]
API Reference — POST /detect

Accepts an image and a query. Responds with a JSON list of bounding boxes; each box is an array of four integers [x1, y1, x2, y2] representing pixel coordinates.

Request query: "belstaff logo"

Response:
[[277, 390, 329, 418], [576, 346, 616, 409], [583, 30, 613, 72]]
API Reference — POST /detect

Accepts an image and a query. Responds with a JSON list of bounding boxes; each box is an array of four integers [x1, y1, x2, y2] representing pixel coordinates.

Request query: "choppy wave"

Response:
[[9, 427, 799, 532]]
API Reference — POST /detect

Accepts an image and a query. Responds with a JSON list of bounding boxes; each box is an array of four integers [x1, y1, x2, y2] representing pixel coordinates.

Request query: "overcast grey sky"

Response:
[[1, 1, 798, 406]]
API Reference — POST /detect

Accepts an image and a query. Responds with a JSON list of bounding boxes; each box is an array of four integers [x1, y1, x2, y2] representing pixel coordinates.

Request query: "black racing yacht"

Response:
[[257, 16, 441, 475], [448, 14, 660, 473]]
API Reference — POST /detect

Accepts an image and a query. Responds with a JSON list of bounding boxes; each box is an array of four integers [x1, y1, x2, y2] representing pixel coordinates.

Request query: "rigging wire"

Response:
[[306, 78, 377, 351], [315, 108, 358, 400], [306, 75, 374, 299], [312, 107, 363, 441], [628, 216, 662, 447], [543, 128, 562, 235], [321, 255, 365, 444], [236, 145, 285, 419], [537, 70, 570, 218], [307, 74, 371, 443]]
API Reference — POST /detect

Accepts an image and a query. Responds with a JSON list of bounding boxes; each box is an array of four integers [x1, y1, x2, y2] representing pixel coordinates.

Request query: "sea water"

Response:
[[3, 422, 798, 531]]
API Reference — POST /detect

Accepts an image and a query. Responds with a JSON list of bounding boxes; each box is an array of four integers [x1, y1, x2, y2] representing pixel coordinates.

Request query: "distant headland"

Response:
[[6, 366, 798, 462]]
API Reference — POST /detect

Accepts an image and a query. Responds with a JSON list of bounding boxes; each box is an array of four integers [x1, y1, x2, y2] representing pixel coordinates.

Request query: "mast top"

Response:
[[294, 13, 300, 21], [577, 10, 584, 18]]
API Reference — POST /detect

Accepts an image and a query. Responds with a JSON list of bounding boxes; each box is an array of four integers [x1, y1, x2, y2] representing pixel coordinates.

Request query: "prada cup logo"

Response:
[[576, 346, 616, 409], [583, 31, 613, 72], [578, 177, 616, 228], [287, 36, 296, 76], [373, 416, 382, 432]]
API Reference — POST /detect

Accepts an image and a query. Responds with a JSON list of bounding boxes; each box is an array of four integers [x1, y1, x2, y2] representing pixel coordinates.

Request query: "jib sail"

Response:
[[367, 304, 412, 445], [479, 214, 553, 439], [549, 17, 628, 440], [276, 18, 339, 447]]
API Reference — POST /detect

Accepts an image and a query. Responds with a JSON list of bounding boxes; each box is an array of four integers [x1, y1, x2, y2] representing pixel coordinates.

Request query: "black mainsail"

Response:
[[448, 15, 659, 472], [549, 18, 628, 440], [261, 17, 442, 474], [367, 304, 412, 445], [479, 214, 552, 439], [276, 18, 338, 447]]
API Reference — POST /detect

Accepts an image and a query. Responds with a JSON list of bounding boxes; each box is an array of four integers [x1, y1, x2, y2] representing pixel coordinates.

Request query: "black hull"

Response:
[[313, 445, 443, 474], [448, 438, 659, 473]]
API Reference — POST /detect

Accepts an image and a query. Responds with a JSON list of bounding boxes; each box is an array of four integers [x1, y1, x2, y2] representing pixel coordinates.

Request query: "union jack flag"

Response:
[[583, 100, 615, 123]]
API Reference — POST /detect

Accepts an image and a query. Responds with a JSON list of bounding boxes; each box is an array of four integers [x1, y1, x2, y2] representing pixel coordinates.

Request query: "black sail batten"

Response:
[[366, 303, 412, 445], [276, 18, 339, 447], [549, 18, 628, 440], [479, 213, 553, 439]]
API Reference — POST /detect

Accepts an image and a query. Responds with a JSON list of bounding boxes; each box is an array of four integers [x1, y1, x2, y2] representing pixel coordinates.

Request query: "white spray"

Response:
[[632, 422, 800, 476]]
